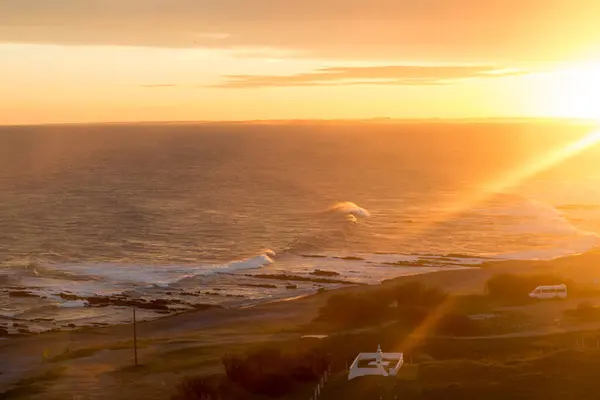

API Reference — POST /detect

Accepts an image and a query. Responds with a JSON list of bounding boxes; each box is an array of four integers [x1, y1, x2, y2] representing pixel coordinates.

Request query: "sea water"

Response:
[[1, 121, 599, 333]]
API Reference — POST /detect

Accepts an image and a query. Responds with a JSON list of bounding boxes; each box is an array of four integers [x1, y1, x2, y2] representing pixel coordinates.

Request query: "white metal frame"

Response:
[[348, 346, 404, 380]]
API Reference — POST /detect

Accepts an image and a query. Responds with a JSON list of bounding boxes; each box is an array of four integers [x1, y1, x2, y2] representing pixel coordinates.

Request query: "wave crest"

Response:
[[327, 202, 371, 220], [220, 251, 275, 273]]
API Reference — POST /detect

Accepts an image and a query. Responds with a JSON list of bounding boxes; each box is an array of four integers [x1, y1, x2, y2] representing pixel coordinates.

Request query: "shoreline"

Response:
[[0, 261, 476, 338], [2, 247, 598, 340], [3, 249, 600, 395]]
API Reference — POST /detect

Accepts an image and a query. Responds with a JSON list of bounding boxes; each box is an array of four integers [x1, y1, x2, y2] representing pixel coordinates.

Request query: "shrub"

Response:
[[392, 282, 447, 308], [396, 305, 431, 327], [172, 376, 222, 400], [435, 313, 480, 337], [317, 282, 448, 328], [317, 293, 391, 327], [563, 301, 600, 321], [222, 347, 329, 397]]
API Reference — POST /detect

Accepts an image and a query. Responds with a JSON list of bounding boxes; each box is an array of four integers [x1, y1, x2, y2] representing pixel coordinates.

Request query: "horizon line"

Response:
[[1, 116, 597, 128]]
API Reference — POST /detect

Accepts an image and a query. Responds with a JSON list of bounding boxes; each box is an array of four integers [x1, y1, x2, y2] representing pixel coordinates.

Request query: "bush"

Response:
[[563, 301, 600, 321], [317, 282, 448, 328], [435, 313, 480, 337], [172, 376, 222, 400], [392, 282, 447, 308], [318, 293, 391, 327], [396, 305, 431, 327], [222, 347, 329, 397]]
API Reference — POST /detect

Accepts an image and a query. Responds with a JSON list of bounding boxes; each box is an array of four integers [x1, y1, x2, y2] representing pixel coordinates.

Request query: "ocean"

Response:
[[1, 121, 600, 334]]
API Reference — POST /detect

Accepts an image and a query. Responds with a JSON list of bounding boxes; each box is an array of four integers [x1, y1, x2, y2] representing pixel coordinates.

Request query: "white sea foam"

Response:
[[264, 249, 276, 258], [215, 252, 274, 273], [57, 300, 89, 308], [328, 202, 371, 219], [13, 250, 276, 300]]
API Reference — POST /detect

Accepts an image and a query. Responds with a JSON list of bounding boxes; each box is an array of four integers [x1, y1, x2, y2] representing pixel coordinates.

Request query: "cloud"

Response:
[[1, 0, 600, 62], [211, 65, 527, 88], [139, 84, 178, 88]]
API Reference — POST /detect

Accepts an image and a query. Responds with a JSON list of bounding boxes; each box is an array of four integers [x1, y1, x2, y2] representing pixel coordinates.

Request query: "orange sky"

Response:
[[1, 0, 600, 124]]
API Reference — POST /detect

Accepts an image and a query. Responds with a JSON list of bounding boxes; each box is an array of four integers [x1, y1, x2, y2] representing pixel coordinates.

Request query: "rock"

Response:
[[115, 298, 169, 311], [0, 328, 9, 337], [87, 296, 111, 306], [18, 328, 29, 334], [286, 284, 298, 289], [191, 303, 217, 311], [9, 290, 37, 298], [68, 323, 76, 328], [240, 283, 277, 289], [59, 292, 81, 301], [311, 269, 340, 277]]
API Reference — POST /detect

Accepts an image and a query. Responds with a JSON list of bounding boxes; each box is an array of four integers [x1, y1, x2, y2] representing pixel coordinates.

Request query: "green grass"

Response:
[[115, 343, 248, 375], [314, 350, 600, 400], [48, 347, 101, 363], [0, 367, 66, 400], [46, 338, 153, 363], [397, 364, 419, 380]]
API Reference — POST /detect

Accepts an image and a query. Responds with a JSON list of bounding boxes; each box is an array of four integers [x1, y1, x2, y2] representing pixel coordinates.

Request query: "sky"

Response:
[[2, 0, 600, 124]]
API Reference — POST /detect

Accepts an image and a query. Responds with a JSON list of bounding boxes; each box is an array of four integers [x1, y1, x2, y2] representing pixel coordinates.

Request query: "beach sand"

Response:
[[2, 250, 600, 399]]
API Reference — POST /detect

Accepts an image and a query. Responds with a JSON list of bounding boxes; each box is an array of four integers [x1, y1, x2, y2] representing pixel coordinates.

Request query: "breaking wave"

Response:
[[217, 250, 275, 273], [326, 201, 371, 223], [328, 201, 371, 218]]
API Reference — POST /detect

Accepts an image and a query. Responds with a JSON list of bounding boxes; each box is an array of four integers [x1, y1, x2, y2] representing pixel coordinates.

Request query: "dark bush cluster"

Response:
[[563, 301, 600, 321], [317, 282, 448, 328], [318, 292, 392, 327], [434, 313, 481, 337], [222, 347, 329, 397], [173, 347, 330, 399], [172, 376, 225, 400]]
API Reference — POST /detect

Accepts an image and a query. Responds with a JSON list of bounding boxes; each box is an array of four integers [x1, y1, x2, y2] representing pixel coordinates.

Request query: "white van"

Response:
[[529, 284, 567, 300]]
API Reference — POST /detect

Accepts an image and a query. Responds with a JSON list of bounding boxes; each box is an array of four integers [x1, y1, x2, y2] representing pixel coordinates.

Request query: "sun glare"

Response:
[[548, 62, 600, 120]]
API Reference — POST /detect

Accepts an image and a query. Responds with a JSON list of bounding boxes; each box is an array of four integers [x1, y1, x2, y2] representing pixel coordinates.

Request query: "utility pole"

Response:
[[133, 307, 138, 366]]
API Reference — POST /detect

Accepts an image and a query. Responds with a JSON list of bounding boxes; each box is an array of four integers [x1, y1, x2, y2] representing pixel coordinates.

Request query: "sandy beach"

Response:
[[3, 249, 600, 399]]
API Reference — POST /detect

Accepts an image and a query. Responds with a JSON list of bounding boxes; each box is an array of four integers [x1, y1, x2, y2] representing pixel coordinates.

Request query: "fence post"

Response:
[[133, 307, 138, 366]]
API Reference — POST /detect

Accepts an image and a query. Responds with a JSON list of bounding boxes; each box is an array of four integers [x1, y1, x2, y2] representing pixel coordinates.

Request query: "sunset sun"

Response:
[[547, 62, 600, 120]]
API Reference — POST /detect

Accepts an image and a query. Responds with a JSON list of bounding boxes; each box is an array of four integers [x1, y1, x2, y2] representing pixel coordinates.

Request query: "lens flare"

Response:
[[394, 129, 600, 349]]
